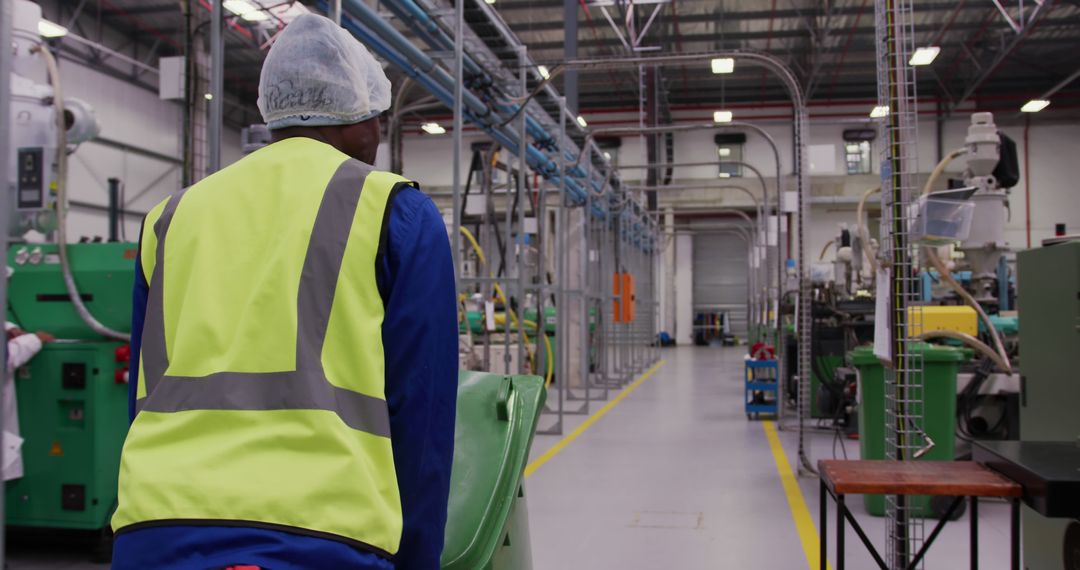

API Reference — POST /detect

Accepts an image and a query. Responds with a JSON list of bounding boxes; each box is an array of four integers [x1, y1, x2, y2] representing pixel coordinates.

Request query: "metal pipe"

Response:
[[329, 0, 342, 24], [1036, 64, 1080, 101], [336, 0, 606, 211], [108, 178, 121, 242], [208, 0, 224, 174], [451, 0, 464, 285]]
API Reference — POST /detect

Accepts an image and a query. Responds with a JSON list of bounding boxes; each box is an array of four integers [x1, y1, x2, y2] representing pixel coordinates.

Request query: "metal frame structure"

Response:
[[557, 51, 815, 472], [330, 0, 661, 436], [876, 0, 926, 566]]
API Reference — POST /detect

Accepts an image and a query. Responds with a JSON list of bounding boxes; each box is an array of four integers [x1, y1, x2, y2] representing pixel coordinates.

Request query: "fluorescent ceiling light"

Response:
[[421, 122, 446, 135], [576, 115, 588, 128], [242, 10, 269, 21], [603, 151, 612, 161], [537, 65, 550, 80], [717, 172, 732, 179], [718, 147, 732, 157], [713, 110, 733, 124], [711, 58, 734, 74], [204, 93, 214, 101], [38, 19, 68, 38], [869, 105, 890, 118], [484, 0, 497, 4], [909, 46, 941, 66], [1020, 99, 1050, 113], [224, 0, 258, 15]]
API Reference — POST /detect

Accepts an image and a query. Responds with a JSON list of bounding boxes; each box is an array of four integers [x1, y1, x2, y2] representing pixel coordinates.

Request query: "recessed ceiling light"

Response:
[[1020, 99, 1050, 113], [718, 172, 732, 179], [537, 65, 550, 80], [869, 105, 890, 118], [713, 110, 733, 124], [421, 122, 446, 135], [909, 46, 941, 66], [711, 58, 734, 74]]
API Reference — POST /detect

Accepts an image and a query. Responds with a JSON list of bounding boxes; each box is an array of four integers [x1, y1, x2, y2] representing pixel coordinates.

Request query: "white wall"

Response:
[[18, 52, 242, 242]]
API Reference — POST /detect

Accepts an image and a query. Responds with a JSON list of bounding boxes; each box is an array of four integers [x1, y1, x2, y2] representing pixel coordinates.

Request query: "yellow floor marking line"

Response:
[[763, 420, 832, 570], [524, 360, 666, 479]]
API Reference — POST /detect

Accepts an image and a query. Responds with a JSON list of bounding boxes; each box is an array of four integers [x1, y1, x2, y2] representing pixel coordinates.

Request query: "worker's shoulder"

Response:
[[386, 179, 440, 226]]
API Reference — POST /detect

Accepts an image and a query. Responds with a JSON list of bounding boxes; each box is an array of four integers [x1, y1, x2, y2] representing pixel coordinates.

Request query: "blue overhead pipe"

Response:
[[330, 0, 606, 219]]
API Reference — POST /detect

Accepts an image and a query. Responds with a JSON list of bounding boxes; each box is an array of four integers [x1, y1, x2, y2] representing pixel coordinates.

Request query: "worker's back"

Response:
[[113, 136, 413, 559]]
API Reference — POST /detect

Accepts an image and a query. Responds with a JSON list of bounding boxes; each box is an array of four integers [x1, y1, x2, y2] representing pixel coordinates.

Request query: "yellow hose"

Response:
[[494, 314, 555, 388], [459, 226, 554, 386], [923, 248, 1013, 374]]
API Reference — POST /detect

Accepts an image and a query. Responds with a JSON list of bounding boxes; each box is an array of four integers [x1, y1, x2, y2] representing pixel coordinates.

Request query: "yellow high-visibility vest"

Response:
[[113, 137, 412, 559]]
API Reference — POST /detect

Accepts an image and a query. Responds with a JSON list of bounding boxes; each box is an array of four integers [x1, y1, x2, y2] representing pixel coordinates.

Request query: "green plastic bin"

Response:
[[849, 343, 969, 517], [442, 371, 546, 570]]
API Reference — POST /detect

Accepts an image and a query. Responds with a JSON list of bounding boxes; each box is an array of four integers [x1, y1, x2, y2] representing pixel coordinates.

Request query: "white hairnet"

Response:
[[258, 13, 391, 130]]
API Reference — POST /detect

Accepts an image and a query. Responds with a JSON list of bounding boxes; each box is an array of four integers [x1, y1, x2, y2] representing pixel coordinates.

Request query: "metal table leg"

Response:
[[820, 481, 827, 569], [837, 493, 846, 570], [970, 496, 978, 570], [1011, 499, 1020, 570]]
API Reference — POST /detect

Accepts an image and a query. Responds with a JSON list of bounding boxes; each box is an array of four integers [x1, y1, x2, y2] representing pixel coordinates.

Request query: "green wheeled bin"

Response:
[[441, 371, 546, 570], [849, 343, 970, 518]]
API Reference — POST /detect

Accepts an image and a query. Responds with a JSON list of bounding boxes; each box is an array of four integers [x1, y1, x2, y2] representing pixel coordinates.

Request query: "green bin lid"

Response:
[[848, 342, 970, 366], [441, 371, 546, 570]]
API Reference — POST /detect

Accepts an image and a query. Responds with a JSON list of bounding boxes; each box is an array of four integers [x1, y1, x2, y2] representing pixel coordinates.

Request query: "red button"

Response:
[[115, 367, 129, 384], [115, 344, 131, 363]]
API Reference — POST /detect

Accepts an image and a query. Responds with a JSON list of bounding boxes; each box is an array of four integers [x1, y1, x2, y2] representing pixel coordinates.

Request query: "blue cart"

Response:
[[744, 359, 779, 419]]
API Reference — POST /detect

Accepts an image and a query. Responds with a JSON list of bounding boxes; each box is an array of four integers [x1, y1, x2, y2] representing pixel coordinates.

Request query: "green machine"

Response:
[[1014, 240, 1080, 570], [5, 243, 136, 541]]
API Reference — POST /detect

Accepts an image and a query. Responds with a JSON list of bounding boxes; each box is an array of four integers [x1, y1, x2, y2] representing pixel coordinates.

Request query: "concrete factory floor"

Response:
[[6, 346, 1017, 569]]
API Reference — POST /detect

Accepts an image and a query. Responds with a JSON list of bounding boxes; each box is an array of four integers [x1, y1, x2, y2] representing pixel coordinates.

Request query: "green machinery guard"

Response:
[[5, 242, 135, 535]]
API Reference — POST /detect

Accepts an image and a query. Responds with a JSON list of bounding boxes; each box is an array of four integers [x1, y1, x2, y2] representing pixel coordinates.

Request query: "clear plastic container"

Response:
[[910, 196, 975, 246]]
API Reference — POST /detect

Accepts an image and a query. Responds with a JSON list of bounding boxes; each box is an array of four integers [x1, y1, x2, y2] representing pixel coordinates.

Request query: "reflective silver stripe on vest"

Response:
[[136, 159, 391, 438]]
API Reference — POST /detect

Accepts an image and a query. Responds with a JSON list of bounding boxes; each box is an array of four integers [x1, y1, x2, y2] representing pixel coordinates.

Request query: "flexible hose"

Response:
[[922, 148, 969, 196], [915, 148, 1011, 374], [817, 239, 834, 261], [459, 226, 554, 386], [35, 45, 130, 342], [494, 315, 555, 388], [855, 186, 879, 273], [917, 329, 1012, 375], [923, 248, 1012, 374]]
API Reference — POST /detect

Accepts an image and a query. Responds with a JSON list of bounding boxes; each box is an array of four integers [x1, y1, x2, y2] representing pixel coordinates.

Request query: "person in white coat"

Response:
[[4, 321, 54, 481]]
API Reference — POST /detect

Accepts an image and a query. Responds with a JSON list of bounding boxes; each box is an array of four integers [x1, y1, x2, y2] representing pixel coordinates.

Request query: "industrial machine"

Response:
[[5, 1, 131, 557], [981, 239, 1080, 570], [5, 244, 134, 548]]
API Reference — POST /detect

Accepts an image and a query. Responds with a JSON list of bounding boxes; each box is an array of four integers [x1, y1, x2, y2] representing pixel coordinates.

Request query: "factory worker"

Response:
[[112, 13, 457, 570]]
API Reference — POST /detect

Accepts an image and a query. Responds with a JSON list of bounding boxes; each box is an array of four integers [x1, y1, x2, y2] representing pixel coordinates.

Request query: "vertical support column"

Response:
[[108, 178, 121, 242], [329, 0, 342, 25], [563, 0, 579, 116], [517, 46, 529, 378], [207, 0, 223, 174], [0, 0, 12, 560], [451, 0, 464, 297]]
